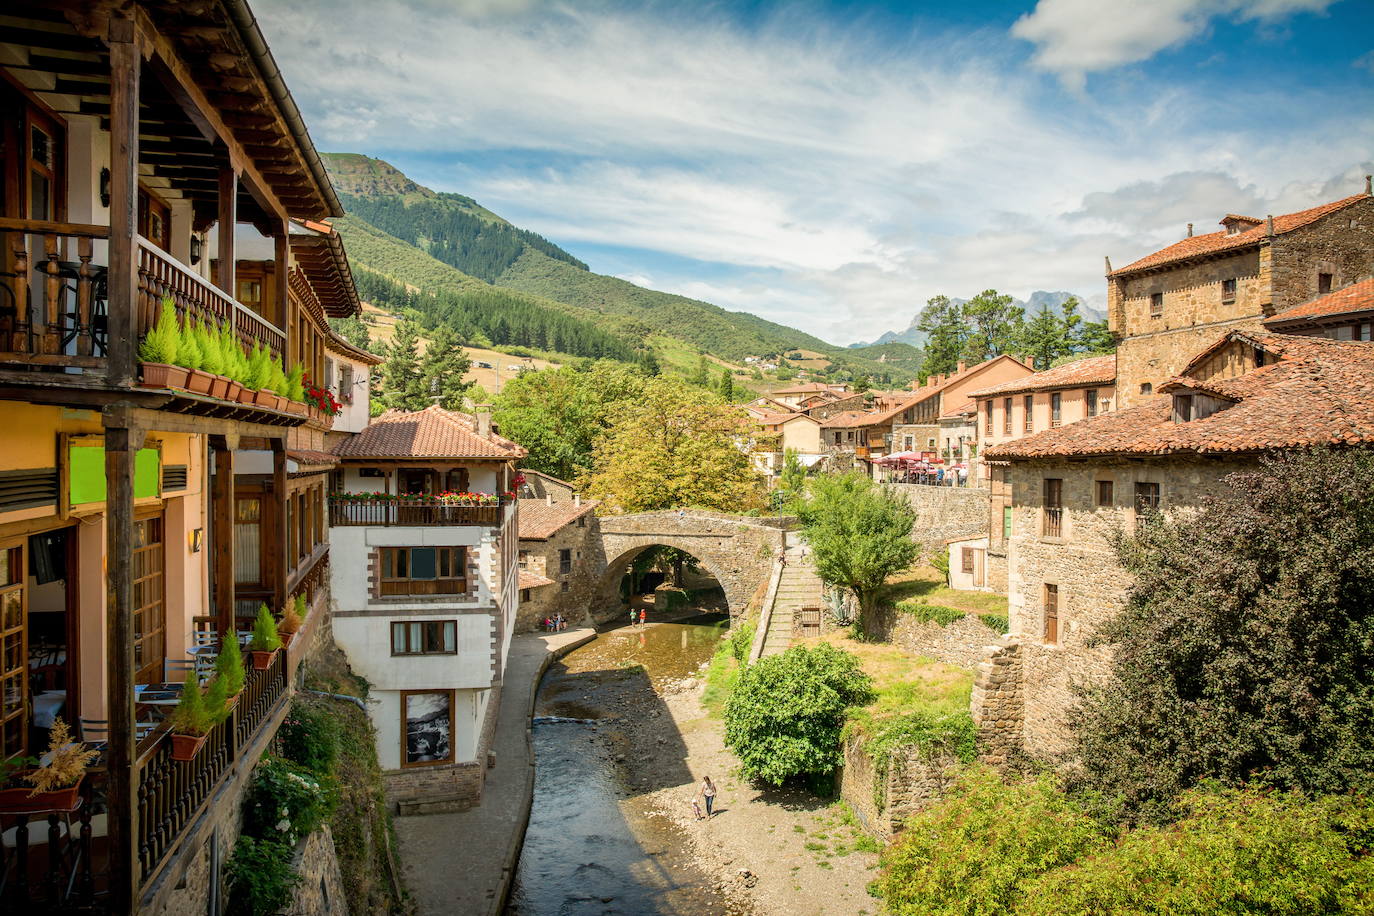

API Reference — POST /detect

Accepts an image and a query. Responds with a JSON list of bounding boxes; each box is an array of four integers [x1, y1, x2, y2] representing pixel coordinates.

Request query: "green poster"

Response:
[[69, 445, 161, 505]]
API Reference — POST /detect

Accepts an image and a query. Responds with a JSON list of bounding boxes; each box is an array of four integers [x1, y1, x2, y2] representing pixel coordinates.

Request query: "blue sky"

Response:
[[257, 0, 1374, 344]]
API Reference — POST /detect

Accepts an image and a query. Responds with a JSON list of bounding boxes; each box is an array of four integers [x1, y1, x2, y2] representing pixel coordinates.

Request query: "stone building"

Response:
[[1263, 276, 1374, 340], [516, 487, 600, 632], [1107, 182, 1374, 408], [983, 330, 1374, 760]]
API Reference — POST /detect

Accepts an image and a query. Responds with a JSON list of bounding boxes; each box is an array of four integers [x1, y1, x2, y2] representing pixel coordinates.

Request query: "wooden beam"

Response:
[[275, 222, 290, 352], [218, 164, 237, 294], [272, 440, 289, 613], [106, 14, 139, 390], [212, 439, 235, 635]]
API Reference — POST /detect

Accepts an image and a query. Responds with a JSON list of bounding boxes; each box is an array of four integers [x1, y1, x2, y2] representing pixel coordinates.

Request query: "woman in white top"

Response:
[[701, 775, 717, 818]]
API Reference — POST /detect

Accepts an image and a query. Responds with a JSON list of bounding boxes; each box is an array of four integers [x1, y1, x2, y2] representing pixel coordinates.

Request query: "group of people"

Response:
[[543, 614, 568, 632], [888, 466, 968, 487], [629, 607, 647, 628]]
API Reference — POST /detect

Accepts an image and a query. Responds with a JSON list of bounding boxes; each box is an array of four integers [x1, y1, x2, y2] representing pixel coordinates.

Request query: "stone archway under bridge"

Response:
[[589, 511, 789, 622]]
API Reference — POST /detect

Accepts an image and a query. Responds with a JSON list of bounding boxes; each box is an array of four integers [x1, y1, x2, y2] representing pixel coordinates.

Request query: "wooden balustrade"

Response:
[[328, 497, 509, 528], [0, 218, 110, 367], [136, 237, 284, 360]]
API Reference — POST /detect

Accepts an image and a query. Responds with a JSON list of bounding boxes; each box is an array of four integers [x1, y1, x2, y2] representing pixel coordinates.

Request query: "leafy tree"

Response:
[[328, 315, 372, 351], [1072, 448, 1374, 823], [717, 366, 735, 401], [1076, 318, 1115, 355], [723, 643, 873, 785], [582, 376, 764, 513], [961, 289, 1024, 363], [418, 325, 472, 409], [915, 295, 968, 377], [798, 472, 919, 637], [377, 319, 425, 410], [777, 448, 807, 507], [852, 374, 872, 393], [492, 361, 647, 480], [690, 354, 711, 387]]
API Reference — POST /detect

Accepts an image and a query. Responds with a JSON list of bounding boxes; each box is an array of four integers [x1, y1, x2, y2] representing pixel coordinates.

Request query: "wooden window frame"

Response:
[[960, 547, 975, 574], [558, 548, 572, 576], [1086, 389, 1097, 418], [1050, 392, 1062, 428], [1042, 478, 1063, 538], [379, 546, 468, 597], [0, 539, 28, 759], [1023, 395, 1033, 433], [131, 513, 166, 688], [1095, 479, 1114, 508], [1043, 584, 1059, 645], [1134, 482, 1161, 513], [1002, 398, 1012, 435], [1221, 277, 1237, 303], [984, 400, 993, 435], [1150, 292, 1164, 318], [390, 620, 458, 657], [399, 689, 455, 768]]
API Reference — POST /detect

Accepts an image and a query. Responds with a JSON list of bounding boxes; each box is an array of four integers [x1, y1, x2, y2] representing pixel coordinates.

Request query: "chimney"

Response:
[[1266, 214, 1275, 238], [1366, 174, 1373, 196], [1186, 223, 1193, 237], [1104, 255, 1112, 275], [546, 494, 553, 506], [956, 360, 967, 374], [574, 493, 581, 507], [475, 405, 492, 439]]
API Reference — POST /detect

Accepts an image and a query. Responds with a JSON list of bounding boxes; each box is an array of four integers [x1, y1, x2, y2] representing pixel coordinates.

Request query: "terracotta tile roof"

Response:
[[774, 382, 842, 395], [333, 405, 527, 460], [518, 570, 555, 590], [287, 449, 338, 470], [1265, 278, 1374, 327], [985, 332, 1374, 459], [518, 498, 598, 540], [819, 409, 880, 429], [969, 354, 1117, 398], [1111, 194, 1368, 277]]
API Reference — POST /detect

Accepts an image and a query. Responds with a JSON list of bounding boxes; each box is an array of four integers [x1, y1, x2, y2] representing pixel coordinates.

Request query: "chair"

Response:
[[79, 717, 154, 746], [163, 658, 198, 685]]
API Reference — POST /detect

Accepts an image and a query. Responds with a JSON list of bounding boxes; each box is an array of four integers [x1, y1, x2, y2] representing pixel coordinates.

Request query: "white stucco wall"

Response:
[[327, 352, 373, 434], [368, 686, 488, 769], [339, 465, 499, 495]]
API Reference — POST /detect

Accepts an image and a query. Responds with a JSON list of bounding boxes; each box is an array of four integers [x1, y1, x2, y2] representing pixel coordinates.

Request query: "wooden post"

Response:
[[272, 440, 289, 612], [212, 438, 235, 635], [273, 221, 289, 359], [217, 166, 237, 295], [103, 414, 139, 915], [106, 15, 140, 389]]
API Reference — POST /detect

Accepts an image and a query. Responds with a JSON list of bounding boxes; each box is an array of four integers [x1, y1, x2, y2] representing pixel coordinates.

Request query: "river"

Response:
[[505, 611, 735, 916]]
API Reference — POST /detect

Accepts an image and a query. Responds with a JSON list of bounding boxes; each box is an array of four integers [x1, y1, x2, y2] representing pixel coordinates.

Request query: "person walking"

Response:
[[639, 608, 647, 627], [700, 775, 717, 818], [630, 607, 638, 629]]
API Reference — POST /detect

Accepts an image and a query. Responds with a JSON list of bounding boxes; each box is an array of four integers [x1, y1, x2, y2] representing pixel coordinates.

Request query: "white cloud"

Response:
[[1012, 0, 1338, 89]]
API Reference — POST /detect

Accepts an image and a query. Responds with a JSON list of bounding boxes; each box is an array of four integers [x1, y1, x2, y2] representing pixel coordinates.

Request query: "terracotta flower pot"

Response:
[[280, 630, 297, 649], [170, 732, 208, 763], [225, 380, 243, 402], [254, 388, 278, 408], [224, 693, 241, 714], [139, 362, 189, 391], [185, 368, 216, 396], [209, 374, 231, 400], [287, 401, 308, 417], [250, 648, 278, 670], [0, 776, 82, 814], [236, 386, 258, 406]]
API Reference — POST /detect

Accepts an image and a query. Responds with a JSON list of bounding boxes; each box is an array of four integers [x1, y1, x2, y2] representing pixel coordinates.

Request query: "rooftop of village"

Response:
[[332, 405, 528, 460], [969, 354, 1117, 398]]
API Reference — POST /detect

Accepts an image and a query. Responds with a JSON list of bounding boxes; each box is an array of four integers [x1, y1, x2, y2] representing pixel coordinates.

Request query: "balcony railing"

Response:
[[328, 496, 511, 528], [1043, 506, 1064, 538], [0, 219, 284, 373]]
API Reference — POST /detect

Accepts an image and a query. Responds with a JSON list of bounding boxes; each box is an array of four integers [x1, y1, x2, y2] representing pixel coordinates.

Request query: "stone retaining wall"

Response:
[[889, 612, 1005, 671], [888, 484, 990, 555], [838, 734, 963, 840], [971, 644, 1024, 770], [286, 825, 349, 916]]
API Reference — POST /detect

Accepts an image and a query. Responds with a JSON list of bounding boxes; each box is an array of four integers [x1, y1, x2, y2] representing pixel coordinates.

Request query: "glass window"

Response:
[[1086, 389, 1097, 418], [1051, 393, 1062, 427], [1221, 278, 1237, 302], [1002, 398, 1012, 435], [1096, 480, 1114, 507], [1134, 482, 1161, 512], [380, 547, 466, 596], [391, 620, 457, 656], [0, 543, 26, 758], [1023, 395, 1034, 433]]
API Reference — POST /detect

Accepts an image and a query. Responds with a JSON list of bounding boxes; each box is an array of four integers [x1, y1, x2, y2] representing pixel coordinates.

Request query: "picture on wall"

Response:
[[403, 691, 453, 765]]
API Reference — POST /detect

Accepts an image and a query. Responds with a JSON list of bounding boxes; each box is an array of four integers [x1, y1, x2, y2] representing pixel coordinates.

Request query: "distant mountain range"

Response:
[[322, 153, 915, 382], [851, 291, 1109, 348]]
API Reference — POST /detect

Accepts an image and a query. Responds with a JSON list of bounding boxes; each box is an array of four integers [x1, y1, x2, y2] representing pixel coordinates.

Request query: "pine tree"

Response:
[[916, 296, 968, 377], [379, 319, 424, 411], [691, 354, 711, 387], [419, 325, 472, 409], [717, 367, 735, 401]]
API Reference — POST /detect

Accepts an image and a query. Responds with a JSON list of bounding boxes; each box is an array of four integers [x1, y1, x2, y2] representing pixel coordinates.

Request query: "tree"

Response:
[[1076, 318, 1115, 355], [777, 449, 807, 507], [582, 376, 764, 513], [377, 319, 425, 411], [418, 324, 472, 409], [1072, 448, 1374, 823], [798, 472, 919, 637], [328, 315, 372, 352], [723, 643, 873, 785], [717, 367, 735, 401], [915, 296, 968, 377], [691, 354, 711, 387], [961, 289, 1024, 363]]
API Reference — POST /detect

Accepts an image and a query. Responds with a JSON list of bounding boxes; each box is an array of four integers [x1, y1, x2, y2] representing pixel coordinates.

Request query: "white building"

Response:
[[328, 406, 525, 811]]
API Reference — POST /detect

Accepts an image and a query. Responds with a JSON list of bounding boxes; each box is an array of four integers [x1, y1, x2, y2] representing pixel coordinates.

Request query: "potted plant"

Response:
[[138, 296, 189, 390], [218, 321, 250, 403], [167, 670, 219, 762], [214, 633, 246, 710], [195, 321, 232, 399], [0, 718, 97, 812], [245, 344, 279, 408], [278, 593, 305, 648], [178, 318, 216, 396], [249, 603, 282, 670]]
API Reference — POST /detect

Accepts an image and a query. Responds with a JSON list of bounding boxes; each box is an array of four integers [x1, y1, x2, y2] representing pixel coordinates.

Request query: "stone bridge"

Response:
[[590, 511, 789, 620]]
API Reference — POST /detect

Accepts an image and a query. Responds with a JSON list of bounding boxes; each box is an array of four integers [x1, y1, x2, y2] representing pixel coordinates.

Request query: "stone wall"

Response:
[[385, 683, 502, 814], [838, 734, 964, 840], [971, 644, 1023, 770], [285, 825, 349, 916], [1269, 195, 1374, 317], [889, 611, 1005, 671], [888, 483, 990, 555], [517, 516, 601, 633]]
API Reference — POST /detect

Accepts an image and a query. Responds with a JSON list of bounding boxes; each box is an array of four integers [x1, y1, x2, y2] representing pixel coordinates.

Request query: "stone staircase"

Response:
[[759, 540, 826, 656]]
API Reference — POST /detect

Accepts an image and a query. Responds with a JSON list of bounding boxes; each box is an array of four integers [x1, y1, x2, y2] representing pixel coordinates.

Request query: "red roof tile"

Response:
[[518, 498, 598, 540], [1264, 278, 1374, 326], [333, 406, 527, 460], [286, 449, 338, 469], [985, 332, 1374, 459], [1111, 194, 1369, 277], [969, 354, 1116, 398], [519, 570, 555, 590]]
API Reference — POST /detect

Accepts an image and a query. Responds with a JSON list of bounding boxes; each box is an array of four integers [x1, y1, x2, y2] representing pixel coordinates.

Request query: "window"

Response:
[[379, 546, 467, 596], [560, 581, 569, 592], [834, 432, 842, 445], [1221, 278, 1237, 302], [1173, 394, 1193, 422], [1086, 389, 1098, 418], [520, 588, 531, 603], [961, 547, 975, 574], [1134, 482, 1161, 513], [847, 431, 855, 443], [1043, 478, 1063, 537], [1096, 480, 1114, 508], [518, 549, 529, 564], [1003, 398, 1013, 435], [903, 435, 914, 451], [0, 542, 27, 757], [1318, 272, 1333, 295], [1140, 382, 1153, 396], [390, 620, 457, 656], [132, 516, 166, 687], [324, 358, 336, 390], [1050, 393, 1062, 428], [1023, 395, 1034, 433], [340, 363, 355, 404], [1043, 584, 1059, 645], [577, 515, 586, 528], [358, 467, 384, 478], [1150, 292, 1163, 318], [984, 400, 993, 435], [559, 548, 572, 575], [402, 691, 454, 767]]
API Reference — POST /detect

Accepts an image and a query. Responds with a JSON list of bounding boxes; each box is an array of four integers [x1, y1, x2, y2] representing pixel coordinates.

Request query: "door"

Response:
[[0, 538, 27, 758], [132, 515, 166, 686]]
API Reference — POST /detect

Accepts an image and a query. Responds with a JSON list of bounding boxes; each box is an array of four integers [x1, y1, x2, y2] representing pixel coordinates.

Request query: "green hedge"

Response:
[[897, 601, 966, 627], [978, 613, 1009, 634]]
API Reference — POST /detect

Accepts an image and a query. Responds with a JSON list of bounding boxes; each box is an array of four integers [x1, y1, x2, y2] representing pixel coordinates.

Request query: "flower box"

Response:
[[250, 648, 278, 670], [209, 374, 232, 400], [139, 362, 189, 391], [185, 368, 216, 396], [286, 400, 308, 417], [0, 776, 82, 814], [236, 386, 258, 406], [255, 389, 279, 409], [225, 379, 244, 403], [170, 733, 208, 762]]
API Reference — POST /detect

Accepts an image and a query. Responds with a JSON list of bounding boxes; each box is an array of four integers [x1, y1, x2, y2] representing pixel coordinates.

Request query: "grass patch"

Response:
[[701, 643, 742, 717], [805, 841, 827, 852], [854, 834, 881, 854], [878, 564, 1009, 615], [897, 602, 966, 626], [978, 613, 1009, 634]]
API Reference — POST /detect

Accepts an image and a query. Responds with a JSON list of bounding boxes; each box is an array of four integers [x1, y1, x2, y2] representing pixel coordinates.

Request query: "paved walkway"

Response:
[[395, 627, 597, 916]]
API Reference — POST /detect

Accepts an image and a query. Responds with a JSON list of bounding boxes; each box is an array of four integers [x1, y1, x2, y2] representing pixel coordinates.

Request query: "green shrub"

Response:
[[138, 296, 180, 365], [167, 669, 217, 737], [226, 836, 299, 916], [723, 643, 873, 786], [196, 321, 225, 375], [285, 362, 306, 402], [250, 603, 281, 652], [726, 620, 755, 665], [1019, 787, 1374, 916], [930, 548, 950, 584], [978, 613, 1009, 633], [243, 756, 335, 846], [268, 356, 289, 397], [875, 767, 1108, 916], [279, 701, 340, 775], [244, 343, 272, 391], [219, 320, 248, 384], [214, 634, 245, 696], [897, 601, 965, 627], [178, 319, 203, 370]]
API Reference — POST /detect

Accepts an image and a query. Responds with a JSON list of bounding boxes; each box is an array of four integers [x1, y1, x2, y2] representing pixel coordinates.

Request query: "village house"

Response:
[[1107, 181, 1374, 409], [327, 406, 523, 813], [1262, 276, 1374, 340], [769, 380, 847, 408], [515, 481, 599, 632], [982, 329, 1374, 762], [749, 409, 824, 481]]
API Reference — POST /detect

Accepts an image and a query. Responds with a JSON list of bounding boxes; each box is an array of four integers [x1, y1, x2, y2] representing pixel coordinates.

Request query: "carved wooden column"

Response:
[[274, 220, 290, 358], [272, 439, 289, 612], [105, 15, 140, 390], [211, 437, 236, 635], [218, 166, 237, 295]]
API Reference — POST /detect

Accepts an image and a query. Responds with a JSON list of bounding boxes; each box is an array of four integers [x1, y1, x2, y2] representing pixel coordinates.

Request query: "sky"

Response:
[[256, 0, 1374, 345]]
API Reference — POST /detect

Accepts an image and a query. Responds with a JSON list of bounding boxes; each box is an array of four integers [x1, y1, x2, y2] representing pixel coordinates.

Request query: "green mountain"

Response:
[[321, 153, 917, 383]]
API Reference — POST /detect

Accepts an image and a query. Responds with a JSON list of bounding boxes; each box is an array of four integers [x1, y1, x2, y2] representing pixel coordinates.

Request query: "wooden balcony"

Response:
[[328, 496, 512, 528]]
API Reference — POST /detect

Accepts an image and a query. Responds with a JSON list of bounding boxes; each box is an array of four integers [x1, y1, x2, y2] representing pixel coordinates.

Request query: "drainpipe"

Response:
[[300, 689, 368, 713]]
